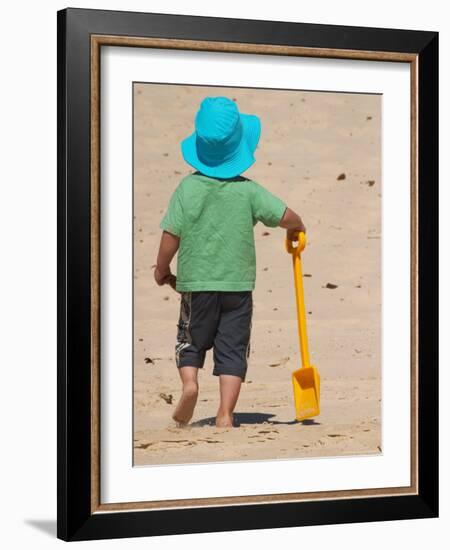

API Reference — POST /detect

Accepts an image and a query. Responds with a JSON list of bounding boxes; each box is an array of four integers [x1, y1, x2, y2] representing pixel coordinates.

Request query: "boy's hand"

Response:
[[279, 208, 306, 240], [287, 229, 299, 242], [287, 224, 306, 242]]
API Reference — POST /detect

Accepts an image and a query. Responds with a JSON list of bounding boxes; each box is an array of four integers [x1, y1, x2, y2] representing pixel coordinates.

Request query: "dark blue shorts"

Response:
[[175, 291, 253, 381]]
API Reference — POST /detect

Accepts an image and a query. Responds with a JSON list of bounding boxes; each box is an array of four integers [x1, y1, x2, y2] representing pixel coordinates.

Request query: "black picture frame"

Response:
[[57, 7, 438, 542]]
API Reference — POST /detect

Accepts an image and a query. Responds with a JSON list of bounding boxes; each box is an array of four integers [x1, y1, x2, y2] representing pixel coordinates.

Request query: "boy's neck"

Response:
[[193, 170, 248, 183]]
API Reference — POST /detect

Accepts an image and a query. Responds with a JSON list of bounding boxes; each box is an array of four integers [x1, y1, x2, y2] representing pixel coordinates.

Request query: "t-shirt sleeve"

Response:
[[250, 181, 287, 227], [159, 186, 184, 237]]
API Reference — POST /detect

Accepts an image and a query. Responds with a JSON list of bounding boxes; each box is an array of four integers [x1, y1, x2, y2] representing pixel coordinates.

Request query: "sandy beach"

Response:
[[133, 83, 381, 466]]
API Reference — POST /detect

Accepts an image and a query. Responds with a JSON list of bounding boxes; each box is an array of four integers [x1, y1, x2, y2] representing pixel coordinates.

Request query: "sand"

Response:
[[133, 83, 381, 466]]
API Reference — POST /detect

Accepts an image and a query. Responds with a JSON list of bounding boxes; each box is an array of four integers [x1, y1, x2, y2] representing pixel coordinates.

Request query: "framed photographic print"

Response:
[[57, 7, 439, 542]]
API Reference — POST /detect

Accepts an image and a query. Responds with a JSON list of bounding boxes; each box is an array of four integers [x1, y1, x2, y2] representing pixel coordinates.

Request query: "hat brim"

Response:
[[180, 113, 261, 179]]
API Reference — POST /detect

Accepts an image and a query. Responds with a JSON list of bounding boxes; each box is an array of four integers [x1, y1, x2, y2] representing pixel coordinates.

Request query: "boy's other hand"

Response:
[[155, 231, 180, 289], [154, 266, 179, 292], [167, 274, 178, 291], [154, 265, 171, 286]]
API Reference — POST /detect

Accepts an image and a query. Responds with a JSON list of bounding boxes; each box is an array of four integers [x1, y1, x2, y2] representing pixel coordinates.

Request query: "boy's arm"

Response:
[[250, 182, 306, 239], [154, 230, 180, 288], [278, 207, 307, 241]]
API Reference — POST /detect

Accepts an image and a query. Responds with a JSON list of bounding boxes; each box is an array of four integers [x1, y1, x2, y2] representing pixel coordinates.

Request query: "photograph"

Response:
[[0, 0, 444, 545], [132, 82, 382, 466], [56, 7, 438, 541]]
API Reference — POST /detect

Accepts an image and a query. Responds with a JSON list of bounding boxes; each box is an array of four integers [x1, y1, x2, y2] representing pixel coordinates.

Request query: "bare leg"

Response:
[[172, 366, 199, 427], [216, 374, 242, 428]]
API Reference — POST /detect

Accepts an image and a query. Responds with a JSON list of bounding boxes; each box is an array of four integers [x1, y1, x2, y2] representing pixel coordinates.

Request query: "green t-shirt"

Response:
[[159, 172, 287, 292]]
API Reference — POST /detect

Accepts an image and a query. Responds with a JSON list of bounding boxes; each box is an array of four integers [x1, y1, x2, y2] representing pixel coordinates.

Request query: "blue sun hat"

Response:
[[181, 96, 261, 179]]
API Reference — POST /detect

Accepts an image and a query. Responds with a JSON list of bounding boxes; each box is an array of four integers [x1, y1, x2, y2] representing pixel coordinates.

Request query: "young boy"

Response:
[[154, 96, 306, 428]]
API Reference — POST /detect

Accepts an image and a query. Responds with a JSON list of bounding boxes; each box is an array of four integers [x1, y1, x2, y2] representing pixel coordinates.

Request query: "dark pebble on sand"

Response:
[[325, 283, 338, 289], [337, 173, 346, 181], [159, 393, 173, 404], [144, 357, 154, 364], [262, 231, 270, 236]]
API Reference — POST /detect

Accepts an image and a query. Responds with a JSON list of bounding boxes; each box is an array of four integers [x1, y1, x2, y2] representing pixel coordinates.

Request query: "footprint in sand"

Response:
[[135, 442, 154, 449]]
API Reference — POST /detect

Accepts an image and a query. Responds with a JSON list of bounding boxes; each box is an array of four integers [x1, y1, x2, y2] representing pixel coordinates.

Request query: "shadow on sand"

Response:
[[190, 412, 321, 428]]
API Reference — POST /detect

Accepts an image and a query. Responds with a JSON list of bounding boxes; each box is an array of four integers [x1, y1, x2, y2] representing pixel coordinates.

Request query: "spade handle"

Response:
[[285, 232, 310, 368]]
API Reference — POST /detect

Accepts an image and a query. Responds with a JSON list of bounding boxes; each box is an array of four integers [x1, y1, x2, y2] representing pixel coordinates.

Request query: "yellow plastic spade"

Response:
[[285, 232, 320, 421]]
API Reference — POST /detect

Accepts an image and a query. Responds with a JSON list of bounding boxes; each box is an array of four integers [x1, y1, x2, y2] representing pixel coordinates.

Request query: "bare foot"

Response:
[[172, 419, 189, 429], [215, 412, 234, 428], [172, 382, 198, 426]]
